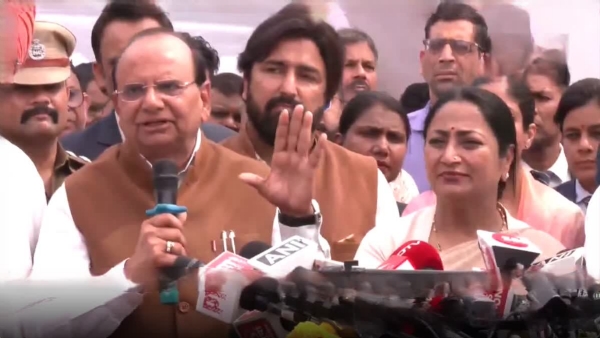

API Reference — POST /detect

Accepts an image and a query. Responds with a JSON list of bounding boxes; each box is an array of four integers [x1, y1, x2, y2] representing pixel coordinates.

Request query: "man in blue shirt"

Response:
[[404, 3, 491, 192]]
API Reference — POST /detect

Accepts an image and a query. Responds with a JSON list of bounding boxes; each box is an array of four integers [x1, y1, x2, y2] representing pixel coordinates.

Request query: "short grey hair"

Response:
[[337, 28, 378, 60]]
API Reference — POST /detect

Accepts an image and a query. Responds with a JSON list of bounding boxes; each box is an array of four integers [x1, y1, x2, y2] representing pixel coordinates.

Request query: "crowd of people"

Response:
[[1, 0, 599, 336]]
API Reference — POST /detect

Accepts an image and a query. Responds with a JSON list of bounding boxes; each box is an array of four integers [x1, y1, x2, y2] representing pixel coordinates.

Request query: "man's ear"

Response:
[[484, 54, 499, 77], [525, 123, 537, 150], [418, 50, 426, 77], [110, 91, 119, 109], [82, 92, 91, 110], [199, 82, 211, 122], [92, 62, 108, 95], [504, 143, 516, 175], [332, 132, 344, 145], [242, 78, 248, 101]]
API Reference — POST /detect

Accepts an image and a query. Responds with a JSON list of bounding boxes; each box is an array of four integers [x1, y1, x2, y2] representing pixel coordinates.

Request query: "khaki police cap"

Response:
[[13, 21, 76, 86]]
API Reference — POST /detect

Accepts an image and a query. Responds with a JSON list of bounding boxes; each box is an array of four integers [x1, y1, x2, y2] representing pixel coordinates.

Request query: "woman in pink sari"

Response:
[[356, 86, 564, 269], [402, 76, 585, 249]]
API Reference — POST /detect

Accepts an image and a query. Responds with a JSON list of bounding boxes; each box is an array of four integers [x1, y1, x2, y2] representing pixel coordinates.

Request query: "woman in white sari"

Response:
[[356, 86, 565, 270]]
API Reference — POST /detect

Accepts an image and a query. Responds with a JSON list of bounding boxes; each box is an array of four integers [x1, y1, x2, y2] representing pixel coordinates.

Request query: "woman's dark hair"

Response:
[[554, 78, 600, 131], [424, 86, 517, 199], [338, 91, 411, 140], [524, 49, 570, 88]]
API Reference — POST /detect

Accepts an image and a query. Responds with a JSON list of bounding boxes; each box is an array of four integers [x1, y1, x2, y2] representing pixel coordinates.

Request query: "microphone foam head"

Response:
[[396, 241, 444, 270], [286, 267, 313, 284], [239, 277, 281, 312], [153, 159, 178, 176], [239, 241, 271, 259], [152, 160, 179, 187]]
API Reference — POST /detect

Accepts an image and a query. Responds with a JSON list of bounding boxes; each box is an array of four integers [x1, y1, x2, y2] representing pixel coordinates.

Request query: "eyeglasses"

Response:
[[67, 87, 85, 109], [423, 38, 481, 56], [115, 80, 195, 102]]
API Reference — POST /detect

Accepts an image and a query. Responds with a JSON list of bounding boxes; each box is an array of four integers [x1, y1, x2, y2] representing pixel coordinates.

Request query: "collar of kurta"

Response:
[[137, 129, 202, 175], [118, 129, 204, 194]]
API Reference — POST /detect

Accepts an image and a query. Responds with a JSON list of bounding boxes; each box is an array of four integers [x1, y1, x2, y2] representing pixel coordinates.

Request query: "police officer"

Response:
[[0, 21, 88, 200]]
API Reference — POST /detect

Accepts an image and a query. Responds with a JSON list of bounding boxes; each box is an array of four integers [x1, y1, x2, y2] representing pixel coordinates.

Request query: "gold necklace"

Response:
[[430, 203, 508, 252]]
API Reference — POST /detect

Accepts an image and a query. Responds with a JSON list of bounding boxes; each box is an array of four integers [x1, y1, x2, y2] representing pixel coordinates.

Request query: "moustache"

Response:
[[347, 79, 369, 91], [264, 96, 302, 114], [21, 106, 59, 124]]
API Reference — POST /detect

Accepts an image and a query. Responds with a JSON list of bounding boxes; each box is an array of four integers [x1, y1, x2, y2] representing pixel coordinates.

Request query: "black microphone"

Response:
[[236, 277, 305, 337], [239, 241, 271, 259], [239, 277, 283, 312], [153, 160, 179, 205], [146, 160, 188, 305]]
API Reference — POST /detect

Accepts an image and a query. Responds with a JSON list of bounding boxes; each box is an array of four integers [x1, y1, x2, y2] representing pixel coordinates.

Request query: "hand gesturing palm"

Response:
[[240, 105, 325, 216]]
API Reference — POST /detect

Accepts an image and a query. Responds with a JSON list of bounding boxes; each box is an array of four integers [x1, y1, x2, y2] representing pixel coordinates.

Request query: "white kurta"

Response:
[[0, 135, 46, 281]]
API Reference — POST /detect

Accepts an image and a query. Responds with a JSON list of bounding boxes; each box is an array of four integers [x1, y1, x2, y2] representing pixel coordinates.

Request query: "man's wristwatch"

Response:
[[278, 199, 322, 227]]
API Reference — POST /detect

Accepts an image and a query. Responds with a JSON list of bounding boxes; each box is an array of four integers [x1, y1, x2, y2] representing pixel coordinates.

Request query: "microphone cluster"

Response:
[[233, 236, 600, 338], [238, 266, 600, 338], [138, 161, 600, 337]]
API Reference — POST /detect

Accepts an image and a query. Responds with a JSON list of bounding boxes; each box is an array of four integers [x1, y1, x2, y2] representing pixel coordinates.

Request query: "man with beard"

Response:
[[0, 21, 88, 200], [30, 28, 330, 337], [221, 3, 400, 261], [318, 28, 378, 140], [403, 3, 490, 192]]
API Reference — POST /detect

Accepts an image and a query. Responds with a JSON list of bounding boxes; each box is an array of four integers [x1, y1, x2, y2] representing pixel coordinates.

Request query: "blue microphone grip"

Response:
[[146, 203, 188, 305]]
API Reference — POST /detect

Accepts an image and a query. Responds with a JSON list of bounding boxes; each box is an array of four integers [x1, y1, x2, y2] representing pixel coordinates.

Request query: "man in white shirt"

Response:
[[522, 50, 572, 187], [553, 78, 600, 213], [0, 136, 46, 280], [29, 22, 338, 336]]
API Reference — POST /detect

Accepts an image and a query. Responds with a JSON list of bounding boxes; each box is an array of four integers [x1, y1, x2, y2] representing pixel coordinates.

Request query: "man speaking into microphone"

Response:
[[30, 17, 329, 338]]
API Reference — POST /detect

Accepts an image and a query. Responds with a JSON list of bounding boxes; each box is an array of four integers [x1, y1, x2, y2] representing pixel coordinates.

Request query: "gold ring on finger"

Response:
[[166, 241, 175, 254]]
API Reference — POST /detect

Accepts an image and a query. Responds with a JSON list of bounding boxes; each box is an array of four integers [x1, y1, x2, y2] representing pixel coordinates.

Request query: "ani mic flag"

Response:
[[0, 0, 36, 83]]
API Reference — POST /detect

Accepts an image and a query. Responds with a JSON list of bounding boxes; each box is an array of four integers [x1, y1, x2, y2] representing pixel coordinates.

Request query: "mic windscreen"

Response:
[[153, 159, 178, 177], [239, 241, 271, 259], [286, 267, 318, 288], [152, 160, 179, 204], [153, 160, 178, 186], [239, 277, 281, 312], [394, 240, 444, 270]]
